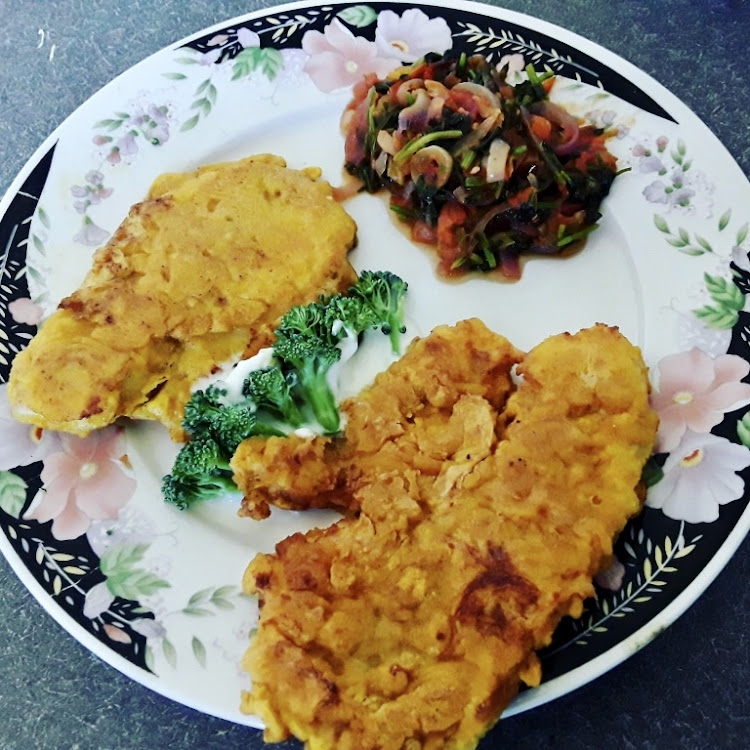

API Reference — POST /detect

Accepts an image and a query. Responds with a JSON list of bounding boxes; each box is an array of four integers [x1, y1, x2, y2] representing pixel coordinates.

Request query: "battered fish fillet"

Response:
[[233, 319, 522, 519], [238, 321, 658, 749], [7, 154, 357, 438]]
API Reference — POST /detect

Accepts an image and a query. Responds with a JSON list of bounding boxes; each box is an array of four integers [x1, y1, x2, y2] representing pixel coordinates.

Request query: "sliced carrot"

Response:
[[529, 114, 552, 141], [507, 186, 535, 208]]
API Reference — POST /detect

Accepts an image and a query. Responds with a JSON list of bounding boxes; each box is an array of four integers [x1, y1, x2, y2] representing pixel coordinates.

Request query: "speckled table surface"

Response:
[[1, 1, 750, 749]]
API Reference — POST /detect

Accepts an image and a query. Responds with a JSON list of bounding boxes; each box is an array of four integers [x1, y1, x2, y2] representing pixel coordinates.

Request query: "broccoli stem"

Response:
[[298, 365, 340, 433]]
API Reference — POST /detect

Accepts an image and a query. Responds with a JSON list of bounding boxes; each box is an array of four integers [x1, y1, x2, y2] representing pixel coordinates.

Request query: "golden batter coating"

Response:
[[232, 318, 523, 519], [240, 321, 658, 749], [7, 154, 357, 438]]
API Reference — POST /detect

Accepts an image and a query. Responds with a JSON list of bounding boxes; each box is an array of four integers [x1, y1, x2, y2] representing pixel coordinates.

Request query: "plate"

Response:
[[1, 0, 750, 730]]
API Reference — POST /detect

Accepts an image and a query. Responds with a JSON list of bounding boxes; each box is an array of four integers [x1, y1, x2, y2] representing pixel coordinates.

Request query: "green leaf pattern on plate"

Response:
[[693, 272, 746, 329], [100, 543, 171, 601], [0, 471, 26, 519], [738, 413, 750, 449], [337, 4, 378, 27], [143, 584, 248, 673]]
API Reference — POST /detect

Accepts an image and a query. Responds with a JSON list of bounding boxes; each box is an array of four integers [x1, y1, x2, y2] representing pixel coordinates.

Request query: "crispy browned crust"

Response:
[[239, 321, 658, 749], [7, 155, 357, 438], [233, 318, 523, 519]]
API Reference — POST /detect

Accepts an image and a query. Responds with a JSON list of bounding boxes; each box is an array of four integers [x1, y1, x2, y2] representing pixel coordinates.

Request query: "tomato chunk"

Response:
[[436, 201, 469, 269]]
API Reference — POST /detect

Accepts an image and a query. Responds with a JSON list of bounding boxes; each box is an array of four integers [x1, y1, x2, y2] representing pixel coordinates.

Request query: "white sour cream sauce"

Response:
[[193, 322, 412, 435]]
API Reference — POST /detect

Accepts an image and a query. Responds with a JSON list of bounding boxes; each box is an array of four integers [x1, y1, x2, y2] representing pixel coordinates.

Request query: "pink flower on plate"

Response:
[[674, 310, 731, 359], [103, 623, 133, 644], [0, 383, 60, 470], [73, 216, 109, 246], [302, 19, 398, 93], [643, 179, 695, 208], [83, 580, 116, 619], [8, 297, 44, 326], [130, 617, 166, 640], [199, 48, 221, 66], [116, 132, 139, 158], [134, 105, 170, 147], [206, 33, 230, 47], [86, 508, 155, 558], [374, 8, 452, 62], [25, 427, 136, 541], [646, 430, 750, 523], [636, 154, 666, 174], [237, 27, 260, 49], [651, 348, 750, 452]]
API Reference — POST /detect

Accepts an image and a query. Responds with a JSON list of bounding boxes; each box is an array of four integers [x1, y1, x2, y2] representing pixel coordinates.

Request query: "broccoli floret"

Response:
[[182, 384, 282, 454], [163, 383, 285, 509], [164, 270, 411, 511], [162, 472, 239, 510], [349, 270, 408, 353], [282, 285, 394, 346], [323, 294, 381, 339], [277, 300, 332, 342], [242, 366, 305, 427], [212, 400, 284, 451], [162, 436, 238, 510], [181, 384, 227, 438], [272, 330, 342, 433], [172, 433, 228, 475]]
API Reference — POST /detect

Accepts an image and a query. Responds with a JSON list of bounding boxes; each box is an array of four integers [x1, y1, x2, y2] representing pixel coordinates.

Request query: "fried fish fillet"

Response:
[[233, 319, 522, 519], [7, 154, 357, 438], [239, 321, 658, 749]]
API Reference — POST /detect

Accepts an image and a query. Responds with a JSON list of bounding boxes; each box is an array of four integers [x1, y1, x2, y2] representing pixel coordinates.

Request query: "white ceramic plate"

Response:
[[2, 0, 750, 728]]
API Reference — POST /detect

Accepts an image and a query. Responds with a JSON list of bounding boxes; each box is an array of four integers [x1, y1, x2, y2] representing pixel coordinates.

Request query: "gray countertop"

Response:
[[1, 1, 750, 748]]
